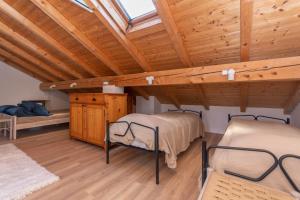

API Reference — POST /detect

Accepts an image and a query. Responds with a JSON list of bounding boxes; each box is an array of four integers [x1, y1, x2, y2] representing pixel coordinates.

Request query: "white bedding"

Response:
[[109, 112, 204, 168]]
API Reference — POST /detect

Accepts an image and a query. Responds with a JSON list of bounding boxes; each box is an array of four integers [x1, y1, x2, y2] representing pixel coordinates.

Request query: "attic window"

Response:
[[114, 0, 157, 26], [71, 0, 93, 12]]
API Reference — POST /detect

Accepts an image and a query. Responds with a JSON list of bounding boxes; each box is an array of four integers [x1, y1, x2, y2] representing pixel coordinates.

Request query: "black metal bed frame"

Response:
[[106, 109, 202, 185], [201, 141, 300, 192], [228, 114, 290, 124]]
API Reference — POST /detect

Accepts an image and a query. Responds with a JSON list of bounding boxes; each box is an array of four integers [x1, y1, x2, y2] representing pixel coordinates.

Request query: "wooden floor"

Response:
[[2, 129, 222, 200]]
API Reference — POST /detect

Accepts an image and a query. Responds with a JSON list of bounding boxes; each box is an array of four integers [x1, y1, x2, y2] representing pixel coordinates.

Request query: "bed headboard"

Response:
[[168, 109, 202, 119], [228, 114, 290, 124]]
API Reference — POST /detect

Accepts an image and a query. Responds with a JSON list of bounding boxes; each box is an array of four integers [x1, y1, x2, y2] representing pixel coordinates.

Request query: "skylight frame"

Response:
[[113, 0, 158, 26], [71, 0, 93, 13]]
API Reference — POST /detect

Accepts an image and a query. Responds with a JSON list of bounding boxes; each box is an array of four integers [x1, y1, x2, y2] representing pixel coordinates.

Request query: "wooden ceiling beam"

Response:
[[30, 0, 123, 75], [153, 0, 195, 109], [240, 0, 253, 62], [0, 37, 65, 81], [168, 94, 181, 109], [239, 0, 253, 112], [153, 0, 192, 67], [239, 83, 249, 112], [85, 0, 153, 72], [283, 83, 300, 114], [131, 87, 150, 100], [0, 1, 98, 77], [40, 56, 300, 90], [195, 85, 209, 110], [0, 48, 55, 82], [0, 21, 80, 80]]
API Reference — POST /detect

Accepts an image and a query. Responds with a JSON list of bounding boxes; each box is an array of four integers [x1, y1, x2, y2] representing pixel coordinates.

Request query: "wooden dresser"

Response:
[[69, 93, 127, 147]]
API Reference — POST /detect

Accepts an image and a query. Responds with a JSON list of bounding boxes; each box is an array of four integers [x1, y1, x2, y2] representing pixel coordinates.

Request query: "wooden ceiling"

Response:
[[0, 0, 300, 113]]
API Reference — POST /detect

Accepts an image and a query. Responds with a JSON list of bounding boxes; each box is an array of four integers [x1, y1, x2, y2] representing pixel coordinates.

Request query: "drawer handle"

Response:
[[75, 97, 79, 101], [92, 98, 96, 101]]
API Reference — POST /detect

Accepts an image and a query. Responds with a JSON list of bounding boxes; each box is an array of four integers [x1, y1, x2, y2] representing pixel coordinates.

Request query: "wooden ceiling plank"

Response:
[[30, 0, 123, 75], [30, 0, 152, 98], [0, 21, 80, 80], [0, 37, 66, 81], [40, 56, 300, 90], [0, 48, 55, 82], [85, 0, 153, 72], [239, 83, 249, 112], [0, 1, 99, 77], [240, 0, 253, 62], [283, 83, 300, 114], [153, 0, 192, 67]]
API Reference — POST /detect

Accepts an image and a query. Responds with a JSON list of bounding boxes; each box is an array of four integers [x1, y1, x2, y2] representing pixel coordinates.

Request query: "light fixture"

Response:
[[70, 82, 77, 88], [49, 84, 56, 89], [146, 76, 155, 85], [222, 69, 236, 81]]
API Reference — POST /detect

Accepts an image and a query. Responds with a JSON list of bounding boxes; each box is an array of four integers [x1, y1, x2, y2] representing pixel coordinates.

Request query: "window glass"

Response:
[[117, 0, 156, 20]]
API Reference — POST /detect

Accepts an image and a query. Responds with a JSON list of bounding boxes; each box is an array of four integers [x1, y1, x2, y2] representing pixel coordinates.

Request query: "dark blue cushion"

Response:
[[0, 105, 14, 113], [4, 107, 18, 116], [32, 104, 49, 116], [16, 107, 34, 117], [19, 101, 37, 112]]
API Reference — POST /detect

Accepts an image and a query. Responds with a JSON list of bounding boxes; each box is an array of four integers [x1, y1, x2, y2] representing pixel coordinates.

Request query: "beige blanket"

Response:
[[212, 119, 300, 193], [109, 112, 204, 168]]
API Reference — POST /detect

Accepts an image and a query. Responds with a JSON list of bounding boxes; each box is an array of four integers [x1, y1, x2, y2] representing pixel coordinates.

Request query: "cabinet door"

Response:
[[70, 103, 83, 139], [85, 105, 105, 146]]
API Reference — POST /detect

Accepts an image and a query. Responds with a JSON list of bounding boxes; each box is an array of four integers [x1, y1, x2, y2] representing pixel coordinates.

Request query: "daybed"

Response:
[[2, 100, 70, 140], [106, 109, 204, 184], [199, 115, 300, 200], [12, 109, 69, 140]]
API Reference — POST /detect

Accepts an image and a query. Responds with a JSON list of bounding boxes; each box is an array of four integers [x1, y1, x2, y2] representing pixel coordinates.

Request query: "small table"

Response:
[[0, 114, 13, 140]]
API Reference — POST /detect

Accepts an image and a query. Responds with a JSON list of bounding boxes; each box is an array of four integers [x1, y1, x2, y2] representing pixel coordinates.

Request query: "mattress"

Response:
[[109, 112, 204, 168], [211, 119, 300, 194]]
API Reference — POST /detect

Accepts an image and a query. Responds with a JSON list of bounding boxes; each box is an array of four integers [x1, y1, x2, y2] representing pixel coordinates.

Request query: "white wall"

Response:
[[136, 96, 161, 114], [136, 96, 292, 134], [291, 103, 300, 128], [0, 61, 69, 110]]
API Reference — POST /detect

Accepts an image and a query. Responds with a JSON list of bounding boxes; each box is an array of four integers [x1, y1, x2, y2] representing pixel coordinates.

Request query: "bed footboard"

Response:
[[201, 141, 278, 186], [202, 141, 300, 193], [106, 121, 160, 184]]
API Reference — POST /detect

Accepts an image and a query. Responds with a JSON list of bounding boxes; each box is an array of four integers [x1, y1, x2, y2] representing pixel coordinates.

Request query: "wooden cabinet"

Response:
[[69, 93, 127, 147]]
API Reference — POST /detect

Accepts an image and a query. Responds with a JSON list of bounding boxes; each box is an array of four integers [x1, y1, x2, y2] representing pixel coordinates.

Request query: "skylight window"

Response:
[[116, 0, 156, 20]]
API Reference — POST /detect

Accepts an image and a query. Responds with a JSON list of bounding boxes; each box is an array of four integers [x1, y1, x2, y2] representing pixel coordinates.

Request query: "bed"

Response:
[[11, 109, 69, 139], [7, 100, 69, 140], [200, 114, 300, 199], [106, 109, 204, 184]]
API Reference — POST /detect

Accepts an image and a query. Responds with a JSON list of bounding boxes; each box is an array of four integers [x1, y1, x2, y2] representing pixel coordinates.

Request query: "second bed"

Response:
[[106, 109, 204, 184]]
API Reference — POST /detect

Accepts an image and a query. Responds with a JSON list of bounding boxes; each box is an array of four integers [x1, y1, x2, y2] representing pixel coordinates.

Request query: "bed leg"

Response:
[[106, 121, 110, 164], [12, 116, 17, 140], [202, 141, 207, 186], [155, 127, 159, 185]]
